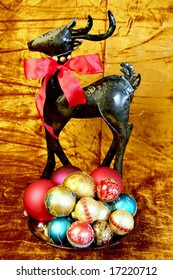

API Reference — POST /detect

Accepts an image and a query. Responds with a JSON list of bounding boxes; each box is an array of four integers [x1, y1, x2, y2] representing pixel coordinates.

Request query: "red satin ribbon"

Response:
[[24, 54, 103, 139]]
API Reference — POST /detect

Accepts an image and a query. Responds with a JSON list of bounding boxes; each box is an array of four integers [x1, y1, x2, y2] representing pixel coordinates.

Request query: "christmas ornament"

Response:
[[72, 197, 100, 223], [63, 171, 96, 198], [90, 167, 123, 193], [27, 218, 53, 243], [50, 165, 81, 185], [45, 186, 76, 217], [44, 217, 71, 245], [67, 221, 94, 248], [37, 222, 47, 231], [97, 177, 120, 202], [23, 179, 55, 221], [93, 221, 113, 246], [111, 193, 137, 216], [109, 210, 134, 235], [97, 201, 111, 221]]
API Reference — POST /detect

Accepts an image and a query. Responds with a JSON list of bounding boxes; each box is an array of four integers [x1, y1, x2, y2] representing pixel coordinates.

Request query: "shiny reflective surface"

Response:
[[28, 212, 139, 251]]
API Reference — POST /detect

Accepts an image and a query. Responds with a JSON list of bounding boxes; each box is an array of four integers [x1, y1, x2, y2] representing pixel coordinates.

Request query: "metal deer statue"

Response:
[[25, 11, 141, 178]]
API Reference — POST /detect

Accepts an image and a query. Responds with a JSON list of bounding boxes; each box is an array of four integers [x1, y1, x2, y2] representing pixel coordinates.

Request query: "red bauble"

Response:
[[23, 179, 55, 221], [90, 167, 123, 193], [50, 165, 81, 185], [97, 178, 120, 202], [67, 221, 94, 248]]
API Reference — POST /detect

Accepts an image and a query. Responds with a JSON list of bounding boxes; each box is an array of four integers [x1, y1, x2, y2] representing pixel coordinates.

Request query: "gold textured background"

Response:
[[0, 0, 173, 259]]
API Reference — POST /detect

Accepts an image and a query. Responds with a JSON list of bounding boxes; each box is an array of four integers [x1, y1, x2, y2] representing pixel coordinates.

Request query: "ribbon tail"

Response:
[[58, 68, 86, 108], [43, 122, 59, 140]]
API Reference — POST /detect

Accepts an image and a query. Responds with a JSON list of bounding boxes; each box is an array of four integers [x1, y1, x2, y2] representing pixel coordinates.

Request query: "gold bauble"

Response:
[[63, 171, 96, 198], [93, 221, 113, 246], [45, 185, 76, 217]]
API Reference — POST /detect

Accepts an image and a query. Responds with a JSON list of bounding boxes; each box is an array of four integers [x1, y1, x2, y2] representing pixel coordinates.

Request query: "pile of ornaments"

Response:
[[23, 166, 138, 249]]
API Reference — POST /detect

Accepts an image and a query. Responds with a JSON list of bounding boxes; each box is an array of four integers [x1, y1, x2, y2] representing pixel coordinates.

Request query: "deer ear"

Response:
[[73, 40, 83, 50]]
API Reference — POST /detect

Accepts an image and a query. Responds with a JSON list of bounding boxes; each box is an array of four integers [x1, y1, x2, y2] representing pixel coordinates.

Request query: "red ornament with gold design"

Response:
[[97, 177, 120, 202], [67, 221, 94, 248], [90, 166, 123, 193]]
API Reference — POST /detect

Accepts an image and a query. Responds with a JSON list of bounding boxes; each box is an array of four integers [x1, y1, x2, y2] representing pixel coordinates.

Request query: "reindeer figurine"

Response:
[[25, 11, 141, 178]]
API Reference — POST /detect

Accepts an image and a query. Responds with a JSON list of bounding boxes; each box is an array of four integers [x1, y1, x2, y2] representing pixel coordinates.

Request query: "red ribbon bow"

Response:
[[24, 54, 103, 139]]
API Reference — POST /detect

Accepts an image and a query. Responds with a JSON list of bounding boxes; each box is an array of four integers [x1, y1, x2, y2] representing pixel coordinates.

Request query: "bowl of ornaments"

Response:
[[23, 165, 139, 250]]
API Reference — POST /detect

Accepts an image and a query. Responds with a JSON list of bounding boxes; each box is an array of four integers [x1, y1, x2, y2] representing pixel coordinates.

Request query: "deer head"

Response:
[[27, 11, 116, 59]]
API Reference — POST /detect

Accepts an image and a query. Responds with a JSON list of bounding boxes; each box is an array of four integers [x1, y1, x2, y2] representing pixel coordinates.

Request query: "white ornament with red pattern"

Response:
[[71, 197, 100, 223], [109, 209, 134, 235]]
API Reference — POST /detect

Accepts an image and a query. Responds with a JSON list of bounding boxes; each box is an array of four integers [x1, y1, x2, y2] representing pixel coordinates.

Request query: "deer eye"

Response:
[[63, 37, 72, 43]]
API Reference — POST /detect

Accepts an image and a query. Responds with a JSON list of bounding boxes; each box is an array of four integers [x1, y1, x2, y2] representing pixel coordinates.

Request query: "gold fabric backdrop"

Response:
[[0, 0, 173, 259]]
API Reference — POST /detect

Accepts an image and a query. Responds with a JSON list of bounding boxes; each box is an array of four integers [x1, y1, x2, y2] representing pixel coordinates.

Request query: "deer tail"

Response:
[[120, 62, 141, 90]]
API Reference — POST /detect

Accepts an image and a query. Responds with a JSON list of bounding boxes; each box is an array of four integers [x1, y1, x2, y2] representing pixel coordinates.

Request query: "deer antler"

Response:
[[69, 15, 93, 36], [72, 11, 116, 41]]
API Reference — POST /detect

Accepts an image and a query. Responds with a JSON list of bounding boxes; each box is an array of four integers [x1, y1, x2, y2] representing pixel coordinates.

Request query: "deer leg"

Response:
[[101, 130, 118, 167], [40, 131, 56, 179], [98, 106, 119, 168], [40, 129, 72, 179], [41, 146, 56, 179], [127, 123, 134, 139], [113, 123, 133, 177], [53, 139, 72, 166]]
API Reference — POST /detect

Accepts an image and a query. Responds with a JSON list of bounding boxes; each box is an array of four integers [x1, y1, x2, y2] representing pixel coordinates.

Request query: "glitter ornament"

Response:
[[67, 221, 94, 248], [109, 210, 134, 235], [23, 179, 55, 221], [50, 165, 81, 185], [45, 186, 76, 217], [111, 193, 137, 216], [93, 221, 113, 246], [63, 171, 96, 198], [90, 166, 123, 193], [72, 197, 100, 223], [97, 201, 111, 221], [97, 177, 120, 202], [44, 217, 71, 245]]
